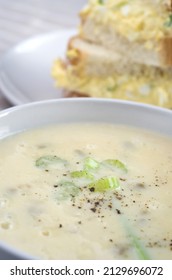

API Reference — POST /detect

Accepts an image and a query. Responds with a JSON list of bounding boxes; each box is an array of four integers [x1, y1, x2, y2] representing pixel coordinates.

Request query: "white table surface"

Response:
[[0, 0, 86, 109]]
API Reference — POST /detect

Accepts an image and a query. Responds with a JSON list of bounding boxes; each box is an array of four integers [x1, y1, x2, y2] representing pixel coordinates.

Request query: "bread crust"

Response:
[[64, 91, 90, 98], [160, 37, 172, 66]]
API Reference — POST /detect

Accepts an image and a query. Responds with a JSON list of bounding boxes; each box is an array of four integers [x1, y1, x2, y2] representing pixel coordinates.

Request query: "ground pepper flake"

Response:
[[94, 201, 100, 206], [90, 208, 96, 213], [116, 209, 121, 215]]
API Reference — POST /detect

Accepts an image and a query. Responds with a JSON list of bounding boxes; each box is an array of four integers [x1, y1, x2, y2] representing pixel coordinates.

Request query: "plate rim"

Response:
[[0, 29, 76, 105]]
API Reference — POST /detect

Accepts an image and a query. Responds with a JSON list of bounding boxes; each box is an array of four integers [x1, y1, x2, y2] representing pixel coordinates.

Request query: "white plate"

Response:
[[0, 29, 76, 105]]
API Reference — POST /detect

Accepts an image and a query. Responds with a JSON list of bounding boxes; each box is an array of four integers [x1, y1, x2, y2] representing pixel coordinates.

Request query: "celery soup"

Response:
[[0, 122, 172, 259]]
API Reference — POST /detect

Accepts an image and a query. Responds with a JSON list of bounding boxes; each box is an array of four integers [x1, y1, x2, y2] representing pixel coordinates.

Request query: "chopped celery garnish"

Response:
[[130, 233, 150, 260], [125, 221, 150, 260], [70, 170, 94, 180], [36, 155, 67, 169], [56, 181, 80, 201], [103, 159, 127, 172], [84, 157, 100, 170], [112, 199, 150, 260], [88, 177, 120, 192]]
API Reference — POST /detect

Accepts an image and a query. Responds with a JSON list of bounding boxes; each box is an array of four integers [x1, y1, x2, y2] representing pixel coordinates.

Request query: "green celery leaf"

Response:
[[88, 177, 120, 192], [56, 181, 80, 201], [84, 157, 100, 170], [35, 155, 68, 169], [103, 159, 127, 172], [70, 170, 94, 180]]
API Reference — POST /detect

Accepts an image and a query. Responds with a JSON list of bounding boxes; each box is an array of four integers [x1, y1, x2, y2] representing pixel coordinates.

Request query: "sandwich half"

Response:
[[52, 37, 172, 108], [80, 0, 172, 67]]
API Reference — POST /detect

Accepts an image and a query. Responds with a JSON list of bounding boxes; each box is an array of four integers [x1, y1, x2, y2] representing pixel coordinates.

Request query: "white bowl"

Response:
[[0, 98, 171, 259]]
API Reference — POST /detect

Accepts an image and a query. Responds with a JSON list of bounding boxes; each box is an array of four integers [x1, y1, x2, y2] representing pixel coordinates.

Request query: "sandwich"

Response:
[[80, 0, 172, 67], [52, 0, 172, 108]]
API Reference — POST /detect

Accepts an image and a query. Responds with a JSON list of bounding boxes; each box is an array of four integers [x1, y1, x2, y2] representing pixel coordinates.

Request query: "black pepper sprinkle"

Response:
[[109, 239, 113, 242], [89, 187, 95, 192], [53, 185, 58, 188], [90, 208, 96, 213], [116, 209, 121, 215], [59, 224, 63, 228], [94, 201, 100, 206], [120, 178, 126, 181], [78, 221, 82, 224]]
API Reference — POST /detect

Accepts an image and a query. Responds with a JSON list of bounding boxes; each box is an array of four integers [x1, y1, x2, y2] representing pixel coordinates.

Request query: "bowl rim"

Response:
[[0, 97, 172, 117]]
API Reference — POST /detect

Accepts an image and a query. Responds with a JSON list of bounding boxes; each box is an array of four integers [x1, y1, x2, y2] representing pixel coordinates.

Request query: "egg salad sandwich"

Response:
[[52, 0, 172, 108], [80, 0, 172, 67]]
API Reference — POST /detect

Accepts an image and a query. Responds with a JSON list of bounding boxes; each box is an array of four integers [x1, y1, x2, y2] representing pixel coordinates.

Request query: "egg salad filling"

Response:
[[52, 60, 172, 108], [80, 0, 172, 47]]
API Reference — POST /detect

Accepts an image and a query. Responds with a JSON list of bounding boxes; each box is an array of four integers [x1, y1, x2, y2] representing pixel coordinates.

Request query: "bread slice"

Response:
[[66, 36, 172, 76], [80, 0, 172, 67]]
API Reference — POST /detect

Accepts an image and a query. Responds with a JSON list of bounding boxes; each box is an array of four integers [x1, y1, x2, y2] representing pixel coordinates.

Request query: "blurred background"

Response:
[[0, 0, 86, 108], [0, 0, 85, 56]]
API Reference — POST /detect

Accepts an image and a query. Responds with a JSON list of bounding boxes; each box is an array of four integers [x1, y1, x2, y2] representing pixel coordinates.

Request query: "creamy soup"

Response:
[[0, 123, 172, 260]]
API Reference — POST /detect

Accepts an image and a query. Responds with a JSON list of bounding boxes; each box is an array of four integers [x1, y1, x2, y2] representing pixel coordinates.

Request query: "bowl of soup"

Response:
[[0, 98, 171, 260]]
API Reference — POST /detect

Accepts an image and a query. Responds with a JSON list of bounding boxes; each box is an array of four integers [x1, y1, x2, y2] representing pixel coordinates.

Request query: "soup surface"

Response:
[[0, 123, 172, 259]]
